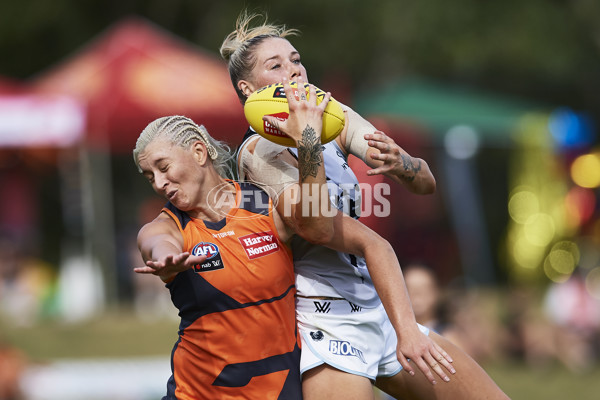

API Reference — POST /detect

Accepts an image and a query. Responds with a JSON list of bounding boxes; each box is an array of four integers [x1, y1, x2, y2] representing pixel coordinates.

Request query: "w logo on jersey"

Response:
[[314, 301, 331, 313], [349, 302, 362, 313], [191, 242, 224, 272]]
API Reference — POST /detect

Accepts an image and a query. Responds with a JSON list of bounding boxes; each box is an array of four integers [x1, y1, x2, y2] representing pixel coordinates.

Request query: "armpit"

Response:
[[240, 137, 299, 198]]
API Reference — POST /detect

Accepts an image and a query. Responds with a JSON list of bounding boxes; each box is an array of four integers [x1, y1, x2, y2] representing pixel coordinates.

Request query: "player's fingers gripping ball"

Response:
[[244, 81, 345, 147]]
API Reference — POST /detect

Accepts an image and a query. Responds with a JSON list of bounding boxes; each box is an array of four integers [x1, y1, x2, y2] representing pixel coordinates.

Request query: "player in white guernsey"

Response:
[[290, 141, 379, 307], [221, 12, 510, 400]]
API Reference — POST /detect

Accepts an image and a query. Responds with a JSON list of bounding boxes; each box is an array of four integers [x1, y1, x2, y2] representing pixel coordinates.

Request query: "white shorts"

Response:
[[296, 296, 430, 380]]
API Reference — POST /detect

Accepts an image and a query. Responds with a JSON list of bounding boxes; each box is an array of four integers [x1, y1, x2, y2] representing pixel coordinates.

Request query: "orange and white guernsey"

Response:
[[160, 181, 301, 400]]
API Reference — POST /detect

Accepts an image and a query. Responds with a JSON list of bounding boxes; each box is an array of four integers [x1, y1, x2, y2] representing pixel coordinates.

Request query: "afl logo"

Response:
[[191, 242, 225, 273], [192, 242, 220, 259]]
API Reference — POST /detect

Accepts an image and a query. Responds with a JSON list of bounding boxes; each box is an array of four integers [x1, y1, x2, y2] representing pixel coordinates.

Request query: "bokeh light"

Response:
[[552, 240, 581, 263], [524, 213, 555, 246], [510, 228, 546, 269], [508, 189, 539, 224], [585, 267, 600, 299], [542, 241, 580, 282], [570, 153, 600, 188], [564, 186, 597, 227], [548, 108, 595, 149], [543, 253, 573, 283], [444, 125, 480, 159]]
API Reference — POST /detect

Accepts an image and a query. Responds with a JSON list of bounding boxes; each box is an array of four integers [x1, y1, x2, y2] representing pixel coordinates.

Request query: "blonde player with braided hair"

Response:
[[133, 116, 233, 177], [132, 82, 332, 399], [133, 84, 428, 398], [220, 11, 510, 400]]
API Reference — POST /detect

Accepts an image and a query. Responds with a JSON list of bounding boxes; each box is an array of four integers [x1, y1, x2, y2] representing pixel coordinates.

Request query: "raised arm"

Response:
[[337, 106, 436, 194], [258, 78, 334, 244]]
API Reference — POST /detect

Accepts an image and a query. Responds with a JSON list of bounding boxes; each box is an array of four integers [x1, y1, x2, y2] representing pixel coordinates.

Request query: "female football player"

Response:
[[133, 82, 454, 399], [220, 11, 510, 400]]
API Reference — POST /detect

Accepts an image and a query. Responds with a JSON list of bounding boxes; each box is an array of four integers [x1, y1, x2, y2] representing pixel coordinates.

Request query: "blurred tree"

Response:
[[1, 0, 599, 122], [2, 0, 599, 302]]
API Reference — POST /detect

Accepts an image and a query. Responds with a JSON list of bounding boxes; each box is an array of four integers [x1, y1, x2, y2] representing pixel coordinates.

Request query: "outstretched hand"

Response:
[[396, 325, 456, 385], [134, 252, 207, 282]]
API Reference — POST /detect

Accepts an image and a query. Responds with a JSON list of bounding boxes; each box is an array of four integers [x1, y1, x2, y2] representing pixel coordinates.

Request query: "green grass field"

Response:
[[2, 310, 599, 400]]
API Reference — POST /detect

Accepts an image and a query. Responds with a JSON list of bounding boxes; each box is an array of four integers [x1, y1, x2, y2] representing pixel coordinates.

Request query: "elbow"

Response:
[[419, 175, 436, 195], [422, 164, 437, 194], [400, 159, 436, 195], [363, 234, 395, 263], [410, 170, 436, 195]]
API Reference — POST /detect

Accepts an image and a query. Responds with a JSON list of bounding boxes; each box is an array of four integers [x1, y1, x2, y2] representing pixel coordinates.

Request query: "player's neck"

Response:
[[192, 177, 235, 222]]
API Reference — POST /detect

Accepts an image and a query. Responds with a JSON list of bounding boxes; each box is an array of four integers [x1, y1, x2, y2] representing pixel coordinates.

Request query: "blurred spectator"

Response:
[[441, 284, 507, 364], [0, 233, 56, 326], [382, 264, 508, 400], [403, 264, 446, 332], [504, 286, 556, 369], [404, 264, 506, 363], [543, 269, 600, 372], [403, 264, 474, 356], [0, 340, 27, 400]]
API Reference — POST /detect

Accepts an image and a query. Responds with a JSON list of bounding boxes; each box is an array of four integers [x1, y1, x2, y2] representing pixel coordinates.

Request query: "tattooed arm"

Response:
[[334, 104, 435, 194], [363, 131, 436, 194], [262, 78, 334, 244]]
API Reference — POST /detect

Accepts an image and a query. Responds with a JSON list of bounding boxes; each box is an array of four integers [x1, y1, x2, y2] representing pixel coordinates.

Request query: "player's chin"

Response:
[[171, 198, 193, 211]]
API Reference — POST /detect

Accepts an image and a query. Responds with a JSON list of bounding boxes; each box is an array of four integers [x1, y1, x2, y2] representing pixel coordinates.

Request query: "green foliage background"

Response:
[[1, 3, 600, 398], [1, 0, 599, 118]]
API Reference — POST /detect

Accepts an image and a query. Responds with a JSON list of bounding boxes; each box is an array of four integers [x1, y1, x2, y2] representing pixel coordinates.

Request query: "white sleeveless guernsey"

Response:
[[288, 140, 380, 308], [237, 129, 381, 308]]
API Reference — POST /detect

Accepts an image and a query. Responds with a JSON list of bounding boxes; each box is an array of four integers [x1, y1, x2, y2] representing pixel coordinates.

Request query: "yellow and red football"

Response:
[[244, 81, 345, 147]]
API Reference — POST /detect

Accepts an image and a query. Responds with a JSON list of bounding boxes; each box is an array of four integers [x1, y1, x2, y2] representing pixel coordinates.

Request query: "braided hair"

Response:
[[133, 115, 233, 179]]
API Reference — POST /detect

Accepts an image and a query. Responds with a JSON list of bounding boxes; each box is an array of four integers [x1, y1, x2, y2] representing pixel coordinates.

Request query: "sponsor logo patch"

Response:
[[329, 340, 366, 364], [191, 242, 224, 272], [238, 231, 280, 259], [263, 112, 289, 137]]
